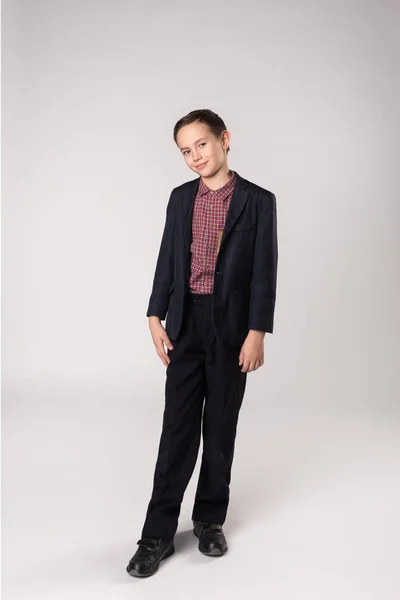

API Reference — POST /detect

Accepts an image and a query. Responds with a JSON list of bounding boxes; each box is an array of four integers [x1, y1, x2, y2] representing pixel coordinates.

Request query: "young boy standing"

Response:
[[126, 109, 278, 577]]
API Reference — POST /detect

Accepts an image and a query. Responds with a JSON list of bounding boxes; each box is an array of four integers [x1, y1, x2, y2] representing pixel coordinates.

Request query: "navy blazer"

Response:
[[146, 170, 278, 346]]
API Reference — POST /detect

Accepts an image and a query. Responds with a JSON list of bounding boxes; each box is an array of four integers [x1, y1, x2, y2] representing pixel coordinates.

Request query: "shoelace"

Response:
[[136, 538, 161, 552], [200, 524, 222, 535]]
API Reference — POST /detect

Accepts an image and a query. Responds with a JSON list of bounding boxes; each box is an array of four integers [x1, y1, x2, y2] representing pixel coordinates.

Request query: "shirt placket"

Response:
[[205, 190, 213, 292]]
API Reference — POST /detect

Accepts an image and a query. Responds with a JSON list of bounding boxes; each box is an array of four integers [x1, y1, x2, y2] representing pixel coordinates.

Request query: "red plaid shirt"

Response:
[[189, 170, 237, 294]]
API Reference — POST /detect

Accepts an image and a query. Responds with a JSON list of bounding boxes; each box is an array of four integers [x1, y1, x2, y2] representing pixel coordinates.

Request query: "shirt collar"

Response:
[[198, 170, 236, 198]]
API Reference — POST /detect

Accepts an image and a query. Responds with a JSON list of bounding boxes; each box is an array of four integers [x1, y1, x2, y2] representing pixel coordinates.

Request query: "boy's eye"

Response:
[[183, 142, 206, 155]]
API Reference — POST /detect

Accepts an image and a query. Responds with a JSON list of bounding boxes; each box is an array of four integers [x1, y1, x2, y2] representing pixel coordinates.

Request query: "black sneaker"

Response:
[[126, 537, 175, 577], [193, 521, 228, 556]]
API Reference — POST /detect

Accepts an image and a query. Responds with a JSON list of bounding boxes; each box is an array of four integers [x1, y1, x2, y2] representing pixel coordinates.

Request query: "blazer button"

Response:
[[216, 271, 221, 275]]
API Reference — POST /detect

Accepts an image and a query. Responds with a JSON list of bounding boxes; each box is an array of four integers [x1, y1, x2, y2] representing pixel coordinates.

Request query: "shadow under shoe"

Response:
[[193, 521, 228, 556], [126, 537, 175, 577]]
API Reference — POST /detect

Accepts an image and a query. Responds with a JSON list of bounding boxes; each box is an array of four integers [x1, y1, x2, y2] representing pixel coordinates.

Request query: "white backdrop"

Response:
[[2, 1, 399, 599]]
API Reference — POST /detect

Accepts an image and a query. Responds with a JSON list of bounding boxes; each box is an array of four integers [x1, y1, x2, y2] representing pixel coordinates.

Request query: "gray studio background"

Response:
[[2, 1, 399, 599]]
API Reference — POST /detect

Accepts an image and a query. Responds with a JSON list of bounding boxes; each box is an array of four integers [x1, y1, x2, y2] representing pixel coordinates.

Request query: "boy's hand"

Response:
[[238, 330, 265, 372], [149, 316, 174, 366]]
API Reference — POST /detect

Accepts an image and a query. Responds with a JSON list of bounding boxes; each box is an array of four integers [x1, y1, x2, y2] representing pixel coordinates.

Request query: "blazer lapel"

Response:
[[181, 178, 199, 246], [220, 178, 250, 246]]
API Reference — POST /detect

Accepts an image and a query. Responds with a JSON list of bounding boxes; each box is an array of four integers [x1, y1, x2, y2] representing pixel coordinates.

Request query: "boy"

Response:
[[126, 109, 278, 577]]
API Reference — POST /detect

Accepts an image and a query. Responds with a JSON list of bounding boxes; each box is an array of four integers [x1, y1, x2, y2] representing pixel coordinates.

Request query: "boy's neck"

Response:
[[200, 166, 233, 191]]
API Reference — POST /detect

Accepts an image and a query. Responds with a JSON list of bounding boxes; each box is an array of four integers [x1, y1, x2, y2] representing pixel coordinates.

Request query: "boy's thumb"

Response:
[[164, 337, 174, 350]]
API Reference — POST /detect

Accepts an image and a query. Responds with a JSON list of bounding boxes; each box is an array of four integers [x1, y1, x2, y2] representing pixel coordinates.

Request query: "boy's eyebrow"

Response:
[[179, 137, 207, 151]]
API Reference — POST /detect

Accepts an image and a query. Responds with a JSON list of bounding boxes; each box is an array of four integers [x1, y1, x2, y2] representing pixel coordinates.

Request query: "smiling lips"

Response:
[[196, 162, 208, 169]]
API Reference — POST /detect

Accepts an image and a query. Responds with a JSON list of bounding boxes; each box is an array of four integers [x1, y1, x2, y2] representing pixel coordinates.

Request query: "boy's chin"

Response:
[[194, 164, 212, 175]]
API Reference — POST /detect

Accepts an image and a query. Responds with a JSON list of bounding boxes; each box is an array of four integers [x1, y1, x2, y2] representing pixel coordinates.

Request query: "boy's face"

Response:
[[176, 121, 230, 177]]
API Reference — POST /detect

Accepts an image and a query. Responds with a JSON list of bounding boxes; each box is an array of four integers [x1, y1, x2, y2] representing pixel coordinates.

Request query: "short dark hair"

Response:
[[173, 109, 230, 153]]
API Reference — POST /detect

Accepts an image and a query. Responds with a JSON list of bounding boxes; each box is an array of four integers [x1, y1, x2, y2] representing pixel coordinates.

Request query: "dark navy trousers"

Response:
[[141, 292, 248, 541]]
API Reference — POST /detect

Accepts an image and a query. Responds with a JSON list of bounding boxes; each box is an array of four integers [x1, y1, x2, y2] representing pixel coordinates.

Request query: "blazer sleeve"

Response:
[[146, 189, 176, 320], [247, 191, 278, 333]]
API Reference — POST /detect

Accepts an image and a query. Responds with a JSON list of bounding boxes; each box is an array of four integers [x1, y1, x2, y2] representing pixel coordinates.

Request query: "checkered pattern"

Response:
[[189, 170, 237, 294]]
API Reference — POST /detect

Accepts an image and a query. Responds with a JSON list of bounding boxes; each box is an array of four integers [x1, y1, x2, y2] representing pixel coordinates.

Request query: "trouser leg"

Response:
[[191, 300, 247, 525], [141, 301, 206, 541]]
